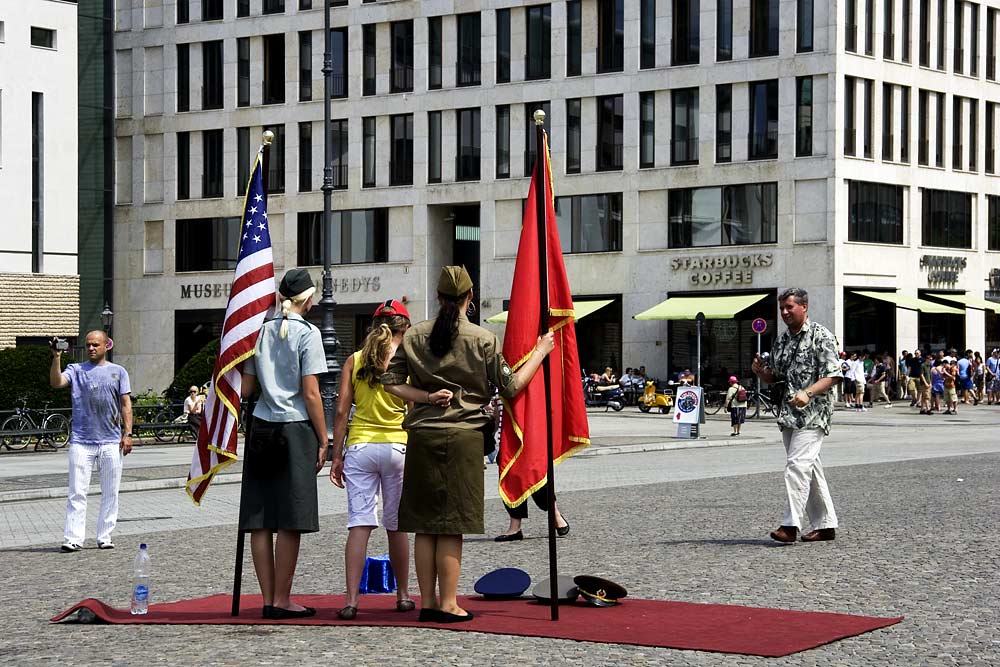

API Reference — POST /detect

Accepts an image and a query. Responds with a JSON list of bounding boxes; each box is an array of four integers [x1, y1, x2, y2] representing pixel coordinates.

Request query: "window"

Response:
[[971, 4, 980, 76], [363, 117, 375, 188], [988, 102, 996, 173], [202, 129, 224, 198], [597, 95, 624, 171], [176, 218, 241, 272], [918, 89, 929, 165], [237, 38, 249, 107], [428, 17, 442, 89], [566, 1, 582, 76], [237, 0, 249, 18], [330, 119, 347, 189], [919, 0, 930, 66], [901, 86, 910, 162], [668, 183, 778, 247], [671, 88, 699, 165], [177, 131, 190, 200], [798, 0, 814, 52], [237, 126, 250, 195], [390, 114, 413, 185], [177, 0, 189, 24], [751, 0, 780, 57], [297, 209, 389, 266], [969, 99, 978, 171], [457, 13, 482, 86], [525, 101, 551, 173], [884, 0, 894, 58], [749, 80, 779, 160], [30, 27, 55, 49], [31, 93, 42, 273], [299, 122, 312, 192], [847, 181, 905, 244], [673, 0, 700, 65], [554, 194, 623, 253], [902, 0, 911, 61], [864, 0, 874, 54], [640, 92, 655, 168], [989, 9, 997, 80], [264, 124, 285, 194], [797, 77, 813, 157], [566, 99, 581, 174], [922, 188, 972, 248], [846, 0, 858, 52], [598, 0, 625, 72], [202, 0, 223, 21], [937, 0, 946, 69], [717, 84, 732, 162], [955, 0, 964, 74], [456, 108, 481, 181], [429, 110, 442, 183], [526, 5, 551, 80], [863, 79, 874, 158], [363, 25, 376, 95], [263, 0, 284, 14], [989, 195, 1000, 249], [845, 76, 857, 156], [936, 92, 945, 167], [495, 106, 509, 179], [496, 10, 510, 83], [299, 32, 312, 101], [882, 83, 894, 160], [953, 96, 963, 169], [177, 44, 190, 112], [391, 21, 414, 93], [331, 27, 348, 98], [641, 0, 656, 68], [263, 34, 285, 105], [718, 0, 733, 60]]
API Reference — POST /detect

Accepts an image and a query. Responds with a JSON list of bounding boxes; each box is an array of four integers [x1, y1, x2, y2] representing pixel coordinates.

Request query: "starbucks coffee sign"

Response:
[[920, 255, 966, 286], [670, 252, 774, 286]]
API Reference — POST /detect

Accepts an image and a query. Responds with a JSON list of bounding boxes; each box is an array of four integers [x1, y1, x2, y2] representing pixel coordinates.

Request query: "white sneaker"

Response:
[[61, 542, 82, 552], [98, 541, 115, 550]]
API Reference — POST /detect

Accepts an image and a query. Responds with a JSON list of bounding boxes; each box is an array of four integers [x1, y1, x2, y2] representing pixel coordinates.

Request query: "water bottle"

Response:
[[131, 543, 151, 615]]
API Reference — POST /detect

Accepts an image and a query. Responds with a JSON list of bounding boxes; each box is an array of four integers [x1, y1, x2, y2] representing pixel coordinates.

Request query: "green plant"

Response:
[[168, 338, 220, 400], [0, 346, 74, 411]]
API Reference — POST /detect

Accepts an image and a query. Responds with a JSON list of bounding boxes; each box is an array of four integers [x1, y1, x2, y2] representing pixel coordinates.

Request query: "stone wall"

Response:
[[0, 274, 80, 348]]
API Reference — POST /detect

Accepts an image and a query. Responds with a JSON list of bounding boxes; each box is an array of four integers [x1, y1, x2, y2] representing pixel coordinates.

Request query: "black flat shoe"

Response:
[[336, 606, 357, 620], [264, 605, 316, 620], [556, 521, 570, 537], [395, 599, 416, 612], [418, 608, 444, 622], [494, 530, 523, 542], [437, 610, 475, 623]]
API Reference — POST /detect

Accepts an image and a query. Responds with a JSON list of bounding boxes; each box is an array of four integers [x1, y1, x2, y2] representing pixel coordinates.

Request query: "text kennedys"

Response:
[[671, 253, 774, 286]]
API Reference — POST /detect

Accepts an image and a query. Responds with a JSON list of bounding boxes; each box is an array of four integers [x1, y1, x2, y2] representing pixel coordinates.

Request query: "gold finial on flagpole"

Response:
[[533, 109, 546, 126], [262, 130, 275, 146]]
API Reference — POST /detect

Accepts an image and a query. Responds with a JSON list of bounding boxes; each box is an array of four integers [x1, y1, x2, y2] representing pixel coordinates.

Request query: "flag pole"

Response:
[[230, 130, 274, 617], [533, 110, 559, 622]]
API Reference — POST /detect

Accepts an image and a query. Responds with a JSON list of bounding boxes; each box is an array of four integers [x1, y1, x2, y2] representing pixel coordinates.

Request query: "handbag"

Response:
[[245, 417, 288, 477]]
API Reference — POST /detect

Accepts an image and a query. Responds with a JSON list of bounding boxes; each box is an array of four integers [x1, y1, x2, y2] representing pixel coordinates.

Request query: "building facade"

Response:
[[0, 0, 80, 348], [112, 0, 1000, 392]]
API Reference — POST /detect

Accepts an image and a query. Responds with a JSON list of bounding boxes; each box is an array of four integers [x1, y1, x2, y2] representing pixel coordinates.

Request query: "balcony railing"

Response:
[[330, 73, 347, 99]]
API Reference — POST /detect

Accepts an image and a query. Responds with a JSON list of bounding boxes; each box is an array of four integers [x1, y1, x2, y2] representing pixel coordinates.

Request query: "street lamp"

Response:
[[101, 302, 114, 332]]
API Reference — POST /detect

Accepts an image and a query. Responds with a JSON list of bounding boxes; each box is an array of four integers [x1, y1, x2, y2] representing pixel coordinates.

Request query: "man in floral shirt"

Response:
[[751, 288, 842, 544]]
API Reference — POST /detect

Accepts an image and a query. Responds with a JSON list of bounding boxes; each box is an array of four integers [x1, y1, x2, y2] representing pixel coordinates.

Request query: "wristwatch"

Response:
[[805, 390, 814, 398]]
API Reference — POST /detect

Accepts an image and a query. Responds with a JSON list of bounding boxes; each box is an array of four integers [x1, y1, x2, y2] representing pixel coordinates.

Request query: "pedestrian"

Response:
[[941, 356, 959, 414], [930, 359, 944, 412], [599, 366, 617, 385], [840, 353, 855, 408], [725, 375, 748, 436], [906, 350, 924, 407], [238, 268, 329, 620], [329, 299, 417, 620], [848, 351, 867, 411], [183, 385, 204, 436], [870, 356, 892, 407], [972, 351, 985, 404], [957, 349, 974, 404], [49, 331, 133, 552], [919, 351, 934, 415], [898, 350, 910, 400], [751, 288, 840, 544], [382, 265, 554, 622], [986, 349, 1000, 405]]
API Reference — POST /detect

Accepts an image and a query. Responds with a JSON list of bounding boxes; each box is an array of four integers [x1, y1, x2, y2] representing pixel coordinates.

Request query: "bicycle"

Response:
[[703, 386, 727, 415], [745, 388, 779, 419], [1, 398, 71, 450]]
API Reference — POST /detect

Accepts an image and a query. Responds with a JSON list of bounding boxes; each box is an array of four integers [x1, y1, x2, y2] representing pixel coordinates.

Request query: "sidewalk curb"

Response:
[[576, 436, 768, 457]]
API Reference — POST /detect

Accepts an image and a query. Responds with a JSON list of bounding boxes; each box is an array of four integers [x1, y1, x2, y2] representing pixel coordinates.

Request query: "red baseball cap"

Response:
[[373, 299, 410, 320]]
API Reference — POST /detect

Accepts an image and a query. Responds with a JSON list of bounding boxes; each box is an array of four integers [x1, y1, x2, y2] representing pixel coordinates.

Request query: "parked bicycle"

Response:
[[745, 388, 780, 419], [0, 398, 70, 451]]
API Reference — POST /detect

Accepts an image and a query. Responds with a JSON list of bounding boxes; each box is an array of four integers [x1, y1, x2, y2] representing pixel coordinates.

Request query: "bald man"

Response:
[[50, 330, 133, 552]]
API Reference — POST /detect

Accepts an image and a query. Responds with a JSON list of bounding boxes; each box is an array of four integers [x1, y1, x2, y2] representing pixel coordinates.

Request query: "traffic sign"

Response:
[[751, 318, 767, 334]]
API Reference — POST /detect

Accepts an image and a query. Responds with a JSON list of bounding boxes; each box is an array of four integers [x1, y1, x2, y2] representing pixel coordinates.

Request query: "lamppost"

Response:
[[101, 302, 114, 360], [318, 0, 342, 440]]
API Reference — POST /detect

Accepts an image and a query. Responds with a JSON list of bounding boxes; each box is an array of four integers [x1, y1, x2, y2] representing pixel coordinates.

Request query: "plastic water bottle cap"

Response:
[[140, 543, 147, 549]]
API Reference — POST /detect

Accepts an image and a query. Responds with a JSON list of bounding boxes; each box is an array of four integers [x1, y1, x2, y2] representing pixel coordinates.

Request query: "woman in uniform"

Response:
[[382, 266, 554, 622], [239, 268, 329, 620]]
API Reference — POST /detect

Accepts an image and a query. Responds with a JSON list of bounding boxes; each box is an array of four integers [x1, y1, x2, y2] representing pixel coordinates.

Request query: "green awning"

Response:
[[929, 293, 1000, 312], [633, 293, 768, 320], [485, 299, 614, 324], [852, 290, 964, 314]]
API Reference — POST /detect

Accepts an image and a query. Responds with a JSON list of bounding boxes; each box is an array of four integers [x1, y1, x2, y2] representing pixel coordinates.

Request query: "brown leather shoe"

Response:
[[769, 526, 798, 543], [801, 528, 836, 542]]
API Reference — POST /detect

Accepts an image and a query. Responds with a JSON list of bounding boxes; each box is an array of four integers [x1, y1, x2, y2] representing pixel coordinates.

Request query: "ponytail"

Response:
[[279, 298, 294, 339], [357, 314, 410, 386], [430, 291, 468, 358]]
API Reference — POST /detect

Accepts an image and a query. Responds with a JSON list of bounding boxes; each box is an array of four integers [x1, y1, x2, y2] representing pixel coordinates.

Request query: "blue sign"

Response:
[[751, 318, 767, 334]]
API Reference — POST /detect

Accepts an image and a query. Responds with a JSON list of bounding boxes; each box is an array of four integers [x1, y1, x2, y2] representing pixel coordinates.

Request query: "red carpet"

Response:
[[52, 594, 901, 657]]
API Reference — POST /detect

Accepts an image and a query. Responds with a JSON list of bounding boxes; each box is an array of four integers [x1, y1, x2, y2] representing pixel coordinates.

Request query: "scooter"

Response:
[[583, 377, 625, 411], [638, 380, 674, 414]]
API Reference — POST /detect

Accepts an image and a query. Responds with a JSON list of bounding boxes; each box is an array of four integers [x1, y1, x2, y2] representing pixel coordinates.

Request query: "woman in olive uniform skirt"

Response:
[[382, 266, 554, 622]]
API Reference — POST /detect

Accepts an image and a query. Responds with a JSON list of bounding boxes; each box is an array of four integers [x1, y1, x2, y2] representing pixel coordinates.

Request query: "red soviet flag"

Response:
[[498, 132, 590, 508]]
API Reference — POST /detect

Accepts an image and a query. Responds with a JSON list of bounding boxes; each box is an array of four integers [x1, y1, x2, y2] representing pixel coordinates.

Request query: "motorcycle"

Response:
[[638, 380, 674, 414], [583, 377, 625, 411]]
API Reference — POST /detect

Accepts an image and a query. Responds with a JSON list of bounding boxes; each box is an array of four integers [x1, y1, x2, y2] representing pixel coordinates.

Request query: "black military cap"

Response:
[[573, 575, 628, 607], [474, 567, 531, 600], [531, 575, 579, 604], [279, 268, 315, 298]]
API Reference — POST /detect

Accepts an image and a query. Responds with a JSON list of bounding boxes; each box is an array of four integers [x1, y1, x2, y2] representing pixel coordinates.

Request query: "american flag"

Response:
[[186, 153, 275, 505]]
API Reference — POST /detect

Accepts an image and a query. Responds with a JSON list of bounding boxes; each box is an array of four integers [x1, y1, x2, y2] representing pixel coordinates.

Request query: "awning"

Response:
[[484, 299, 614, 324], [633, 293, 768, 320], [928, 293, 1000, 312], [851, 290, 964, 314]]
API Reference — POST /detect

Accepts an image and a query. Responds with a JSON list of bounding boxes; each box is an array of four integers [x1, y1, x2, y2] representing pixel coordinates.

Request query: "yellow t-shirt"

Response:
[[347, 351, 407, 446]]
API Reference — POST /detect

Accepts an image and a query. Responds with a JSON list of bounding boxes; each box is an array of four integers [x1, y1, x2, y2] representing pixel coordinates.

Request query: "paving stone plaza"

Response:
[[2, 408, 999, 665]]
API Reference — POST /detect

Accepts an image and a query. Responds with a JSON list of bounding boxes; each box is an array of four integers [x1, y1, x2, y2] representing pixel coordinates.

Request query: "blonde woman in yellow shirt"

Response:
[[330, 300, 450, 620]]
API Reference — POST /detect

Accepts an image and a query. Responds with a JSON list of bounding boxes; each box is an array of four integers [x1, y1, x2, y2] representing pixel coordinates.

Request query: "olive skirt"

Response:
[[397, 427, 484, 535], [238, 420, 320, 533]]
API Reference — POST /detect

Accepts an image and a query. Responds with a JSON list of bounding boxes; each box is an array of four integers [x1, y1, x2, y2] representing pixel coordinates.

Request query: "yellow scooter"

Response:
[[638, 380, 674, 414]]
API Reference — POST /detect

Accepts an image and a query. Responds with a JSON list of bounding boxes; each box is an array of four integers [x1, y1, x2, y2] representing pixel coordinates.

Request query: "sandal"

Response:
[[396, 599, 416, 612], [336, 605, 358, 620]]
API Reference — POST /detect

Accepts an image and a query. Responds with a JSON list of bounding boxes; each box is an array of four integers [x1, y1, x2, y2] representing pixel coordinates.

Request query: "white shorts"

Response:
[[343, 442, 406, 530]]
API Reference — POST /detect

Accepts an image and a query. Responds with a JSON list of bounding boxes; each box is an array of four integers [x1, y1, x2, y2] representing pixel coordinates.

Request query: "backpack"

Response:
[[736, 386, 748, 402]]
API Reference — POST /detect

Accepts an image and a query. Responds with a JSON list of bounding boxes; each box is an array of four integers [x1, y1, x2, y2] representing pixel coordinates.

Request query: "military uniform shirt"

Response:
[[770, 318, 842, 434], [381, 313, 520, 431]]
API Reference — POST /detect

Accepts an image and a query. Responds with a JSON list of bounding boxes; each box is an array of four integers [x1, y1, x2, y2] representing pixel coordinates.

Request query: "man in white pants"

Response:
[[752, 288, 841, 543], [50, 330, 133, 551]]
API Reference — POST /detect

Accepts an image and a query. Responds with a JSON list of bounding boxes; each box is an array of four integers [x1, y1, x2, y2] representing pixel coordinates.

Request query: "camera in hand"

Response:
[[51, 337, 70, 352]]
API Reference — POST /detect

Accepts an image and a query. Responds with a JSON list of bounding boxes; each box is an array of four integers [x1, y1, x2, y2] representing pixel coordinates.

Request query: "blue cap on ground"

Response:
[[474, 567, 531, 599]]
